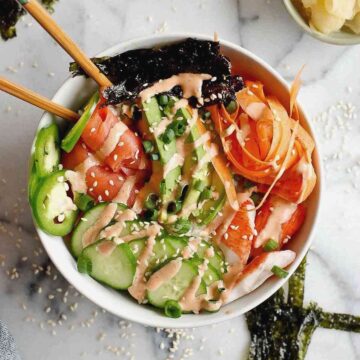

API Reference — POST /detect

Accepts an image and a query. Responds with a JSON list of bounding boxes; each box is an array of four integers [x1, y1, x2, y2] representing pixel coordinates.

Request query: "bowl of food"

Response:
[[283, 0, 360, 45], [28, 33, 322, 328]]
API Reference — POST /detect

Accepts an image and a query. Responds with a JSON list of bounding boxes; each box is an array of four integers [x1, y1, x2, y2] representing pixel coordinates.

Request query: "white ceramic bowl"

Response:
[[30, 33, 322, 328]]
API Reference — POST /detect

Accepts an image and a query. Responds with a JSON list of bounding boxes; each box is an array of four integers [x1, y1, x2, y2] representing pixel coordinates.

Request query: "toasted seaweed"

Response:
[[69, 38, 244, 106], [0, 0, 24, 40], [0, 0, 57, 41], [246, 257, 360, 359]]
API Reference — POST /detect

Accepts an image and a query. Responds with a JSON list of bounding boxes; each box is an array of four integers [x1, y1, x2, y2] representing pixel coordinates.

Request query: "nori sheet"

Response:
[[0, 0, 57, 41], [70, 38, 244, 106], [246, 257, 360, 359]]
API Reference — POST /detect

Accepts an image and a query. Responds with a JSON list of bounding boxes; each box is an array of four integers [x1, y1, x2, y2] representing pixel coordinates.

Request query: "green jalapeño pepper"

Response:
[[32, 170, 78, 236], [34, 122, 61, 178]]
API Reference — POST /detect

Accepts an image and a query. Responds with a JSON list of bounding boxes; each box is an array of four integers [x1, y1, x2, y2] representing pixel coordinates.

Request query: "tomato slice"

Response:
[[82, 106, 118, 151], [105, 129, 145, 172], [61, 141, 89, 170], [222, 199, 255, 265], [85, 165, 125, 202]]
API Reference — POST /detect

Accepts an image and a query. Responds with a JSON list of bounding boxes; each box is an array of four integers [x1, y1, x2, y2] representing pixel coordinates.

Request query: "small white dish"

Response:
[[283, 0, 360, 45], [30, 33, 322, 328]]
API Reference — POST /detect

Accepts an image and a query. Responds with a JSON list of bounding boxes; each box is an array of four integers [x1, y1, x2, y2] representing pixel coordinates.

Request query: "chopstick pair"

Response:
[[0, 0, 113, 121]]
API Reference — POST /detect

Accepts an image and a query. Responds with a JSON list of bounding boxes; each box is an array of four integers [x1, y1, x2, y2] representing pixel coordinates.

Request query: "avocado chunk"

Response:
[[178, 107, 211, 218], [194, 169, 226, 226], [142, 97, 181, 222]]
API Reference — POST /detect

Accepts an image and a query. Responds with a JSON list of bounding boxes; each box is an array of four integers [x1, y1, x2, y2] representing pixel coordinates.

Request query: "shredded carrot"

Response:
[[208, 69, 316, 206]]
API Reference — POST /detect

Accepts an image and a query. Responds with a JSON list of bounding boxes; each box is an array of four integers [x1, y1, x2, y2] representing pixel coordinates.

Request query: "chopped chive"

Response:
[[158, 95, 169, 106], [143, 208, 159, 221], [170, 119, 187, 137], [142, 140, 154, 154], [226, 100, 237, 114], [243, 179, 255, 189], [167, 200, 182, 214], [144, 193, 159, 210], [194, 179, 206, 192], [171, 218, 191, 234], [271, 265, 289, 279], [150, 153, 159, 161], [159, 180, 166, 195], [202, 111, 211, 120], [199, 187, 212, 202], [161, 127, 175, 144], [263, 239, 278, 252], [250, 192, 262, 207], [164, 300, 182, 318]]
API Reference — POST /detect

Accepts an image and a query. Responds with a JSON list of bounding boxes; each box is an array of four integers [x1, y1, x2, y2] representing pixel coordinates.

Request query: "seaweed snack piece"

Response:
[[70, 38, 244, 106], [246, 257, 360, 360], [0, 0, 57, 40]]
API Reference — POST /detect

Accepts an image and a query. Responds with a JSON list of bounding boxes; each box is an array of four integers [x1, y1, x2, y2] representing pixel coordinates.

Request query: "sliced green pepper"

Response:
[[32, 170, 78, 236], [74, 192, 95, 212], [28, 156, 40, 203], [34, 122, 60, 177], [61, 92, 99, 153]]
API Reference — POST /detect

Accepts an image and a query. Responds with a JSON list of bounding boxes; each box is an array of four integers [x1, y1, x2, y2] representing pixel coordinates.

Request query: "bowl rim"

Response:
[[282, 0, 360, 46], [30, 32, 323, 328]]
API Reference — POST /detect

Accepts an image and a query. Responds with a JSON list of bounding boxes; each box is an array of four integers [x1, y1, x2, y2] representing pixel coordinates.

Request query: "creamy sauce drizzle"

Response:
[[255, 197, 297, 248], [96, 121, 127, 159], [153, 117, 173, 138], [99, 209, 137, 240], [65, 155, 99, 194], [132, 163, 163, 213], [82, 203, 117, 248], [128, 224, 161, 302], [113, 176, 137, 204], [146, 258, 182, 291], [163, 153, 184, 178], [181, 237, 202, 259], [96, 240, 116, 256], [140, 73, 212, 102]]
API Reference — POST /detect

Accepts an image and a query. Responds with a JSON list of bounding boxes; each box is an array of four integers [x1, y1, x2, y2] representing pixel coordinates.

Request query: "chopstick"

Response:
[[18, 0, 112, 88], [0, 76, 79, 122]]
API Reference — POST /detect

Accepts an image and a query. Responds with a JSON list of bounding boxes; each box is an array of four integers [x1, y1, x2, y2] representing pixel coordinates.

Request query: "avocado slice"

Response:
[[142, 97, 181, 222], [195, 169, 226, 226], [177, 107, 211, 218]]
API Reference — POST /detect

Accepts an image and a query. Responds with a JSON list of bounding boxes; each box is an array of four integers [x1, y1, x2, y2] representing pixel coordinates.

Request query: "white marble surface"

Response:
[[1, 0, 360, 359]]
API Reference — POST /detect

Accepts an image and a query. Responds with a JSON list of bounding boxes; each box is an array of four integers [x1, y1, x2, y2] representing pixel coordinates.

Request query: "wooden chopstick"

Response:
[[18, 0, 113, 88], [0, 76, 79, 122]]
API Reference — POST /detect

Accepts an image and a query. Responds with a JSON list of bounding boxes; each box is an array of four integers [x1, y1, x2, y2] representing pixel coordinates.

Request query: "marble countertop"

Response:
[[1, 0, 360, 359]]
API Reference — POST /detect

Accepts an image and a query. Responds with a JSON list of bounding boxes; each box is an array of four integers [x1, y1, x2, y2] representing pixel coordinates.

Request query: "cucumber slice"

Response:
[[128, 237, 176, 273], [78, 240, 136, 290], [166, 236, 226, 274], [147, 259, 197, 308], [197, 241, 226, 274], [164, 235, 188, 256], [191, 257, 221, 286], [34, 123, 60, 177], [71, 203, 109, 257]]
